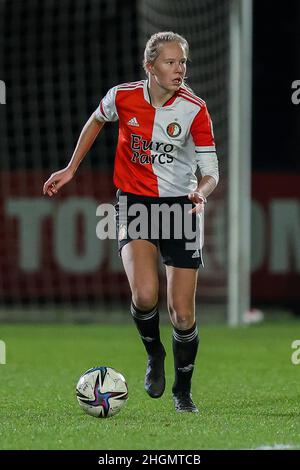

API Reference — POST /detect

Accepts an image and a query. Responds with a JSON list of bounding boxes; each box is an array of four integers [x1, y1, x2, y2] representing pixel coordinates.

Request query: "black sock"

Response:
[[131, 301, 164, 356], [172, 323, 199, 394]]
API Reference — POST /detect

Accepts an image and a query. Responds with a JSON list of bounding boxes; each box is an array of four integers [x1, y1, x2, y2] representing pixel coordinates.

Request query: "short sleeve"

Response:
[[94, 86, 119, 122], [190, 103, 216, 154]]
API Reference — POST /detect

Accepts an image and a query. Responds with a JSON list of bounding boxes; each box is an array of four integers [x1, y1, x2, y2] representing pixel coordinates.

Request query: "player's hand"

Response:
[[188, 191, 207, 214], [43, 167, 74, 197]]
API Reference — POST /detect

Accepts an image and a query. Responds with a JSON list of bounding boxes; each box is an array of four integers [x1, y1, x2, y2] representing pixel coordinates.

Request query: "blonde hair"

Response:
[[143, 31, 189, 74]]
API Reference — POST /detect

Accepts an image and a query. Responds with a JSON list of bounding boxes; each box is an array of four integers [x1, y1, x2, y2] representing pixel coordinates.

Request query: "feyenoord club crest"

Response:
[[166, 122, 182, 137]]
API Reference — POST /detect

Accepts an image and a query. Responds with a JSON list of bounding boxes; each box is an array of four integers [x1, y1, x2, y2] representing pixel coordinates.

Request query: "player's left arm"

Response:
[[189, 104, 219, 213]]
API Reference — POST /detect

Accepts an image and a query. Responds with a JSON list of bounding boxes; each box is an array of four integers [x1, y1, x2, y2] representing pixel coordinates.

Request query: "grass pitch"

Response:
[[0, 321, 300, 450]]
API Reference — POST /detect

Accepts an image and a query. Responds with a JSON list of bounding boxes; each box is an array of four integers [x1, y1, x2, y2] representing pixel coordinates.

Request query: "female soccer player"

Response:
[[43, 32, 219, 413]]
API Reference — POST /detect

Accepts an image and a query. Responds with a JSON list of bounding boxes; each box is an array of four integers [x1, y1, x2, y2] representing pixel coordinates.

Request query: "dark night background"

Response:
[[252, 0, 300, 172], [0, 0, 299, 310], [1, 0, 299, 172]]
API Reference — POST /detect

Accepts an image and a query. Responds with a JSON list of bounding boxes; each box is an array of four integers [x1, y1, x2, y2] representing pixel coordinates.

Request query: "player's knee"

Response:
[[132, 289, 158, 311], [169, 304, 195, 330], [173, 317, 194, 330]]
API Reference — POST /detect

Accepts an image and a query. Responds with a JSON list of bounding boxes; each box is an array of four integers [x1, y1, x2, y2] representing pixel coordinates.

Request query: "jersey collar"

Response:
[[143, 80, 180, 108]]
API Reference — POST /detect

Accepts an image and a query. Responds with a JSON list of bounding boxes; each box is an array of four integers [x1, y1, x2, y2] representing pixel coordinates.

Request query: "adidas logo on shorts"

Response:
[[127, 117, 139, 127], [192, 249, 200, 258]]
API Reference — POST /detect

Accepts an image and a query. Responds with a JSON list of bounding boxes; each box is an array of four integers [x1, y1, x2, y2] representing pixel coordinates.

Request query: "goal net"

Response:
[[0, 0, 229, 320]]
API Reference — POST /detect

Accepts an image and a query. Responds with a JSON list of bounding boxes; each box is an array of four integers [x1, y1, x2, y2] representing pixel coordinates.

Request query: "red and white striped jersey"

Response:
[[95, 80, 217, 197]]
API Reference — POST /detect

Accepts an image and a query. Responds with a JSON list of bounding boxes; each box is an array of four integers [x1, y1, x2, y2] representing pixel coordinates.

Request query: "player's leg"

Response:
[[166, 265, 199, 412], [121, 240, 166, 398]]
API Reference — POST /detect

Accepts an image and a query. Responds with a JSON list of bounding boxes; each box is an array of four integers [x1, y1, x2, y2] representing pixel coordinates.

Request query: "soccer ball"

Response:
[[76, 366, 128, 418]]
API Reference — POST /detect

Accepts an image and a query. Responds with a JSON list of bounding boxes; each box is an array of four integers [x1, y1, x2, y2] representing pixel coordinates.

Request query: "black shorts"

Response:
[[114, 190, 204, 269]]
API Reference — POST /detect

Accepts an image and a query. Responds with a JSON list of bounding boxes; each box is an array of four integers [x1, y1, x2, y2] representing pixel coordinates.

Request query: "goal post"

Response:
[[228, 0, 253, 325]]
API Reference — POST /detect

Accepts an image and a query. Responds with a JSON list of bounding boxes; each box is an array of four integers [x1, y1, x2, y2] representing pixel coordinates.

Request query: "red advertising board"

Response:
[[251, 173, 300, 302], [0, 171, 299, 304]]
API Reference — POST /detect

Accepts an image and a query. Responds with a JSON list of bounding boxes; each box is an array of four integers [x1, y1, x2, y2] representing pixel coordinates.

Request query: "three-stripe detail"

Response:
[[173, 326, 198, 343], [131, 304, 158, 321]]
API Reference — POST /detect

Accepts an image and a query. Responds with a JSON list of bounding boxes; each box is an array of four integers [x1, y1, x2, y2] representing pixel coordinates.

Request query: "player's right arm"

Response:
[[43, 112, 105, 197]]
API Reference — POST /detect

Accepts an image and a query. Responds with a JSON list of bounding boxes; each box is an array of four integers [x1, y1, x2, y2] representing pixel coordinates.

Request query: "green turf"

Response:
[[0, 321, 300, 450]]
